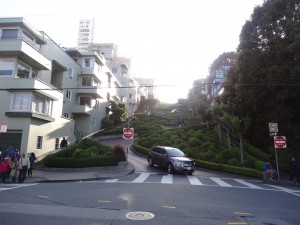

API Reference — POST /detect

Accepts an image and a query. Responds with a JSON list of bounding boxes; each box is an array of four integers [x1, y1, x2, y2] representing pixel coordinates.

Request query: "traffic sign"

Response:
[[123, 127, 134, 139], [269, 123, 278, 132], [0, 122, 8, 133], [274, 136, 287, 148]]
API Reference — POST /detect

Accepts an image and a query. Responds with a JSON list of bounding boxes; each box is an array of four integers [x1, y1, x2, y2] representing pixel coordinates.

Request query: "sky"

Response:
[[0, 0, 264, 103]]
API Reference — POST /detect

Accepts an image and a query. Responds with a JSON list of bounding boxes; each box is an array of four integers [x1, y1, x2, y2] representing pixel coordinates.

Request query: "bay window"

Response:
[[0, 60, 15, 76], [11, 94, 31, 111]]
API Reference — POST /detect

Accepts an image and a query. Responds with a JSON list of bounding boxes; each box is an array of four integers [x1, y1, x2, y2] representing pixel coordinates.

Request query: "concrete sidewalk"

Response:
[[23, 162, 135, 183]]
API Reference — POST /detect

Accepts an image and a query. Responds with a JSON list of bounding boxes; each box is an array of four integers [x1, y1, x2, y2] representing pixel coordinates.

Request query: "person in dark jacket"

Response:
[[28, 153, 36, 177], [289, 157, 299, 183], [60, 137, 68, 149]]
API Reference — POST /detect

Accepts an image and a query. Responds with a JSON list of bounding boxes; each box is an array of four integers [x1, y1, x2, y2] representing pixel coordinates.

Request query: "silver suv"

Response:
[[148, 146, 195, 174]]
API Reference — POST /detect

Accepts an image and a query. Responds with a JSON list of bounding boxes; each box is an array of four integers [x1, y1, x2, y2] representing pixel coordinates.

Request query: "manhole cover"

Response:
[[125, 211, 155, 220]]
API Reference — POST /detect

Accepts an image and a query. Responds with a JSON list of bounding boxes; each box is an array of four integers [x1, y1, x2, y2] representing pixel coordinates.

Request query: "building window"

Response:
[[84, 58, 93, 67], [32, 69, 38, 78], [129, 94, 133, 99], [80, 97, 91, 107], [111, 67, 117, 74], [33, 95, 53, 116], [66, 90, 72, 100], [68, 67, 73, 78], [55, 138, 59, 150], [81, 77, 92, 86], [17, 62, 30, 78], [95, 100, 100, 110], [1, 29, 19, 39], [64, 112, 70, 118], [0, 60, 15, 76], [11, 94, 31, 111], [37, 136, 43, 149], [93, 117, 96, 127]]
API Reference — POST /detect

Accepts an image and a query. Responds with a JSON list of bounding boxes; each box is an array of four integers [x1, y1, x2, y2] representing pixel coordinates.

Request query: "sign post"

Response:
[[273, 136, 287, 181], [123, 127, 134, 170]]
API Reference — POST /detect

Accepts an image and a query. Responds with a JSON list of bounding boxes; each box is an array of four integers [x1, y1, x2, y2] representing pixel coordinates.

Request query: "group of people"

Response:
[[263, 156, 299, 183], [0, 145, 36, 183]]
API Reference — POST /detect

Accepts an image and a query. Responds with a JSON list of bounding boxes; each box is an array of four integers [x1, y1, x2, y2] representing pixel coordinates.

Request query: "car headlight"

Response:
[[175, 161, 184, 167]]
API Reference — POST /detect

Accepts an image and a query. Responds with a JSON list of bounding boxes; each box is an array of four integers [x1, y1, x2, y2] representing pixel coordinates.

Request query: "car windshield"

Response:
[[166, 148, 185, 157]]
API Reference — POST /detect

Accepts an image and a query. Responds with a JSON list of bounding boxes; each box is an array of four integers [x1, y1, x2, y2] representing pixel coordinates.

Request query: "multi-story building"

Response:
[[0, 17, 121, 158], [77, 19, 94, 52], [89, 42, 138, 115], [0, 17, 75, 156]]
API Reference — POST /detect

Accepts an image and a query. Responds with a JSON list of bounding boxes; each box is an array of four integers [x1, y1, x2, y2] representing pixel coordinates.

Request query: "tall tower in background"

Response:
[[77, 19, 94, 52]]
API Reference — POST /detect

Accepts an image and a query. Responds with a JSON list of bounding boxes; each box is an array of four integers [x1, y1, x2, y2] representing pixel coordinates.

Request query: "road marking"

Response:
[[0, 183, 37, 192], [234, 212, 252, 216], [234, 179, 263, 189], [210, 177, 232, 187], [37, 196, 49, 199], [132, 173, 151, 183], [187, 176, 203, 185], [104, 179, 119, 183], [161, 174, 173, 184], [268, 185, 300, 197], [228, 222, 247, 225], [97, 200, 111, 203], [162, 205, 176, 209]]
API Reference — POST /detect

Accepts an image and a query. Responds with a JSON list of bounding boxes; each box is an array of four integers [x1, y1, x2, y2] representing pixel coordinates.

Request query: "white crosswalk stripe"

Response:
[[234, 179, 263, 189], [161, 174, 173, 184], [187, 175, 203, 185], [132, 172, 152, 183], [210, 177, 232, 187], [0, 183, 37, 192]]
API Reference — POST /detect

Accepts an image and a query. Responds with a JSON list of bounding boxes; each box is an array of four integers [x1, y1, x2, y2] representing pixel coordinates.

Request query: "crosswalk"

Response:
[[0, 183, 37, 192], [88, 172, 300, 196]]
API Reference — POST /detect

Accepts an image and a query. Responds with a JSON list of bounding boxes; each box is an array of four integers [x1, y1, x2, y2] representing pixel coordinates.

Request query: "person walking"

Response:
[[0, 157, 10, 183], [289, 156, 299, 183], [5, 145, 15, 159], [60, 137, 68, 149], [9, 157, 19, 183], [18, 153, 30, 183], [28, 152, 36, 177]]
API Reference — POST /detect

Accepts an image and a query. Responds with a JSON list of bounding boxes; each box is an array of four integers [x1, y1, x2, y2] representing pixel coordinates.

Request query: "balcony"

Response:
[[71, 104, 92, 115], [76, 86, 106, 99], [0, 38, 51, 70], [5, 78, 62, 100]]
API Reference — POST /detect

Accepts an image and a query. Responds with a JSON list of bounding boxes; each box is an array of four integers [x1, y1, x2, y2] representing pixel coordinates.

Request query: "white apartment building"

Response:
[[0, 17, 75, 157], [0, 17, 120, 158], [88, 43, 138, 115], [77, 19, 94, 52]]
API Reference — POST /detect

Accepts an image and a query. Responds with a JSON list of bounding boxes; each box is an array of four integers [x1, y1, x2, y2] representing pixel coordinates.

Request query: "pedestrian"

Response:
[[9, 157, 19, 183], [28, 152, 36, 177], [289, 156, 299, 183], [60, 137, 68, 149], [263, 162, 276, 180], [0, 157, 10, 183], [18, 153, 30, 183], [5, 145, 15, 159]]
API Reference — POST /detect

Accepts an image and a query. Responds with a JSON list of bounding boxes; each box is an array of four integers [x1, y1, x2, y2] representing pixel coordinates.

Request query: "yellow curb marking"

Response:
[[97, 200, 111, 203], [162, 205, 176, 209], [234, 212, 252, 216], [228, 222, 247, 225], [37, 196, 49, 199]]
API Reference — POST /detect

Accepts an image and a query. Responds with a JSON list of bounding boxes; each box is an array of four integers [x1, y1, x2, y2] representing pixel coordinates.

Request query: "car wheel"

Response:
[[167, 163, 174, 174], [148, 157, 154, 167]]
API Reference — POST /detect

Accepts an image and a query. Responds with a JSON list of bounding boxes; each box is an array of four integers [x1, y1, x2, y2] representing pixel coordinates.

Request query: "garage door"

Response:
[[0, 131, 22, 152]]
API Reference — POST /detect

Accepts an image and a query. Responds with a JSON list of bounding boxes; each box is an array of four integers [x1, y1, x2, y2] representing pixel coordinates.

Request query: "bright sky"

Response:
[[1, 0, 264, 103]]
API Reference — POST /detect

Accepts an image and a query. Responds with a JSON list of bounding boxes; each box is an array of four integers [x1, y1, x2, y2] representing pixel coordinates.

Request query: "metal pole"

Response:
[[274, 147, 280, 181]]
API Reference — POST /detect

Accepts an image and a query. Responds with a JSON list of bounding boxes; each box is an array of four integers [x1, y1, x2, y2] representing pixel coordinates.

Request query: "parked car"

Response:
[[148, 146, 196, 174]]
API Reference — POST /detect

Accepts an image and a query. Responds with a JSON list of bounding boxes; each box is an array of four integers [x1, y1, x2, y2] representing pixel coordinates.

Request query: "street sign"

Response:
[[269, 123, 278, 132], [123, 127, 134, 139], [274, 136, 287, 148], [0, 122, 8, 133]]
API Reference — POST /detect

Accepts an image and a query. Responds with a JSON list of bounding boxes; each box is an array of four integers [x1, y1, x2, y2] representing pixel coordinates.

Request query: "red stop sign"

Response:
[[274, 136, 286, 148], [123, 127, 134, 139]]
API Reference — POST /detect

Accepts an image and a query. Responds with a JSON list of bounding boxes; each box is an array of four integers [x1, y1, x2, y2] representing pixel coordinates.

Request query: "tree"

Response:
[[102, 101, 128, 128], [222, 0, 300, 153]]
